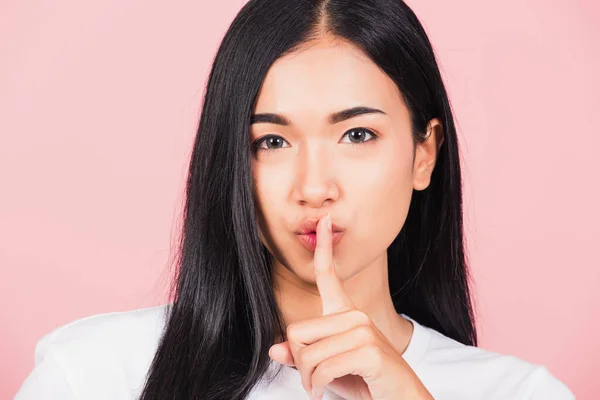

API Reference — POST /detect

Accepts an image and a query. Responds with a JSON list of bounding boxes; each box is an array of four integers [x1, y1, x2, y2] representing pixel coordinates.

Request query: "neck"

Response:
[[271, 252, 414, 356]]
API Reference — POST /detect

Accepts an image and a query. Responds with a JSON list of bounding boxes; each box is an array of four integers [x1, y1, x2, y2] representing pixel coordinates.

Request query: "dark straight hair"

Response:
[[139, 0, 478, 398]]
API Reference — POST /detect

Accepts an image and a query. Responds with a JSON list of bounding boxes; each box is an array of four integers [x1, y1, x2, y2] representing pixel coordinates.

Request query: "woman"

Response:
[[16, 0, 576, 399]]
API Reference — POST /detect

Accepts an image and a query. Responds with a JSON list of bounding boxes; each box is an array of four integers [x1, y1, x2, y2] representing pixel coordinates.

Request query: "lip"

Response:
[[294, 217, 345, 252], [294, 218, 344, 235], [296, 231, 345, 252]]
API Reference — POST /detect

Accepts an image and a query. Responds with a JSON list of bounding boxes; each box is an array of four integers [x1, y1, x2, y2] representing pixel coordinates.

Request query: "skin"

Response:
[[250, 35, 443, 399]]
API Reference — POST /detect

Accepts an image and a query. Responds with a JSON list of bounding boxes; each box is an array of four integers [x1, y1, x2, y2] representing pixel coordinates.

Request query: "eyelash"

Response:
[[252, 128, 378, 154]]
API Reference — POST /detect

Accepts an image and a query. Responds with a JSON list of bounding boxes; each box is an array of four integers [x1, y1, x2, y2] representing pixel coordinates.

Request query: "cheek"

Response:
[[372, 152, 414, 216], [346, 145, 414, 254], [252, 163, 288, 238]]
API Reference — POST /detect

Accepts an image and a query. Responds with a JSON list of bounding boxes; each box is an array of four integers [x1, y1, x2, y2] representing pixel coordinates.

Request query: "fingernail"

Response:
[[326, 214, 332, 231]]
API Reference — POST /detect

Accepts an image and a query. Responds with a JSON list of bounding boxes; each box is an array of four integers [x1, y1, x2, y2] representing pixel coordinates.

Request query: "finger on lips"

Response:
[[314, 214, 354, 315], [269, 214, 369, 399]]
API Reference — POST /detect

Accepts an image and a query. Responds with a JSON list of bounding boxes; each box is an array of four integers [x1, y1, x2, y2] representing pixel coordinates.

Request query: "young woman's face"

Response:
[[250, 37, 440, 282]]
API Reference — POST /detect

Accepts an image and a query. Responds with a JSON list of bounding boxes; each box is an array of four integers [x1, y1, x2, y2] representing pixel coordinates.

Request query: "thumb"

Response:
[[268, 341, 295, 366]]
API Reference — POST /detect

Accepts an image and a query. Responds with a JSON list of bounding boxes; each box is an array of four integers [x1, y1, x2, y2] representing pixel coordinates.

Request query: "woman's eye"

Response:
[[253, 135, 290, 153], [340, 128, 377, 144]]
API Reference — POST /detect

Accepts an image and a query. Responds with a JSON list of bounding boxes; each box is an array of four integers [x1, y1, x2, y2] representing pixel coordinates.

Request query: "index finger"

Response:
[[313, 214, 354, 315]]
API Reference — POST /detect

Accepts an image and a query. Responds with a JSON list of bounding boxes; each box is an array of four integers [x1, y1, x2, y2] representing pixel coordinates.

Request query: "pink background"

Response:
[[1, 0, 598, 398]]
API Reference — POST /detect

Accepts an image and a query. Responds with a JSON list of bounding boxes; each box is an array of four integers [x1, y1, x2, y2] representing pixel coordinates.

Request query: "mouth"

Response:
[[295, 230, 345, 252]]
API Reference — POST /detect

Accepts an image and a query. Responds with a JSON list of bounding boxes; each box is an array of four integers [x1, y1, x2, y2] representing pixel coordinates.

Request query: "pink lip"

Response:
[[294, 218, 344, 235], [295, 231, 345, 252]]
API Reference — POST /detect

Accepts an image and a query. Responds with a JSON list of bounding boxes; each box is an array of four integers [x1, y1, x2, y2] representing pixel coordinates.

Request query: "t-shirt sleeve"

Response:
[[529, 366, 576, 400], [14, 338, 76, 400]]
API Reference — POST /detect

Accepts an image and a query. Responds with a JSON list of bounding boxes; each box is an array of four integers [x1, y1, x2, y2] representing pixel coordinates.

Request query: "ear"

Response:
[[413, 118, 444, 191]]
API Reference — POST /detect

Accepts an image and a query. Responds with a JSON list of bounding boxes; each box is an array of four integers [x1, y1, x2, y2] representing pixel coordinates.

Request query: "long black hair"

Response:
[[139, 0, 478, 398]]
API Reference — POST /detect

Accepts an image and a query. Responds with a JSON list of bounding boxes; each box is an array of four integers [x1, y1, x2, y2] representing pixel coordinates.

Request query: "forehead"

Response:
[[253, 38, 403, 119]]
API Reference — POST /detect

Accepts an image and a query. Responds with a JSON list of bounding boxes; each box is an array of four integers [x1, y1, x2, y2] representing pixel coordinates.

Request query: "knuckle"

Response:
[[352, 309, 371, 326], [296, 347, 309, 366], [356, 324, 373, 343], [286, 323, 300, 341]]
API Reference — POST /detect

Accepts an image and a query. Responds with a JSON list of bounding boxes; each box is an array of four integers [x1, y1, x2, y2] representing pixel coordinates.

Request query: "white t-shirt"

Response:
[[14, 304, 575, 400]]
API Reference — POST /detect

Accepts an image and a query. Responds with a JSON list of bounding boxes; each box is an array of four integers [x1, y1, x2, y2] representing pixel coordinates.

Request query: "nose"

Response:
[[291, 143, 340, 208]]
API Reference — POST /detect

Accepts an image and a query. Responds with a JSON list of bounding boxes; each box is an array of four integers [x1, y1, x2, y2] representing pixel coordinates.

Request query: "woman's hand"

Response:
[[268, 214, 433, 400]]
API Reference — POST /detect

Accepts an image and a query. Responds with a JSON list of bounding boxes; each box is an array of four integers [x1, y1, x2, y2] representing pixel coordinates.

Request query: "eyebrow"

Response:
[[250, 106, 386, 126]]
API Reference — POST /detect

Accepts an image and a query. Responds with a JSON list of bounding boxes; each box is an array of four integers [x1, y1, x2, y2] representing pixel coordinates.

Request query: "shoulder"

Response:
[[16, 304, 171, 399], [37, 303, 170, 352], [34, 303, 170, 368], [404, 315, 575, 399]]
